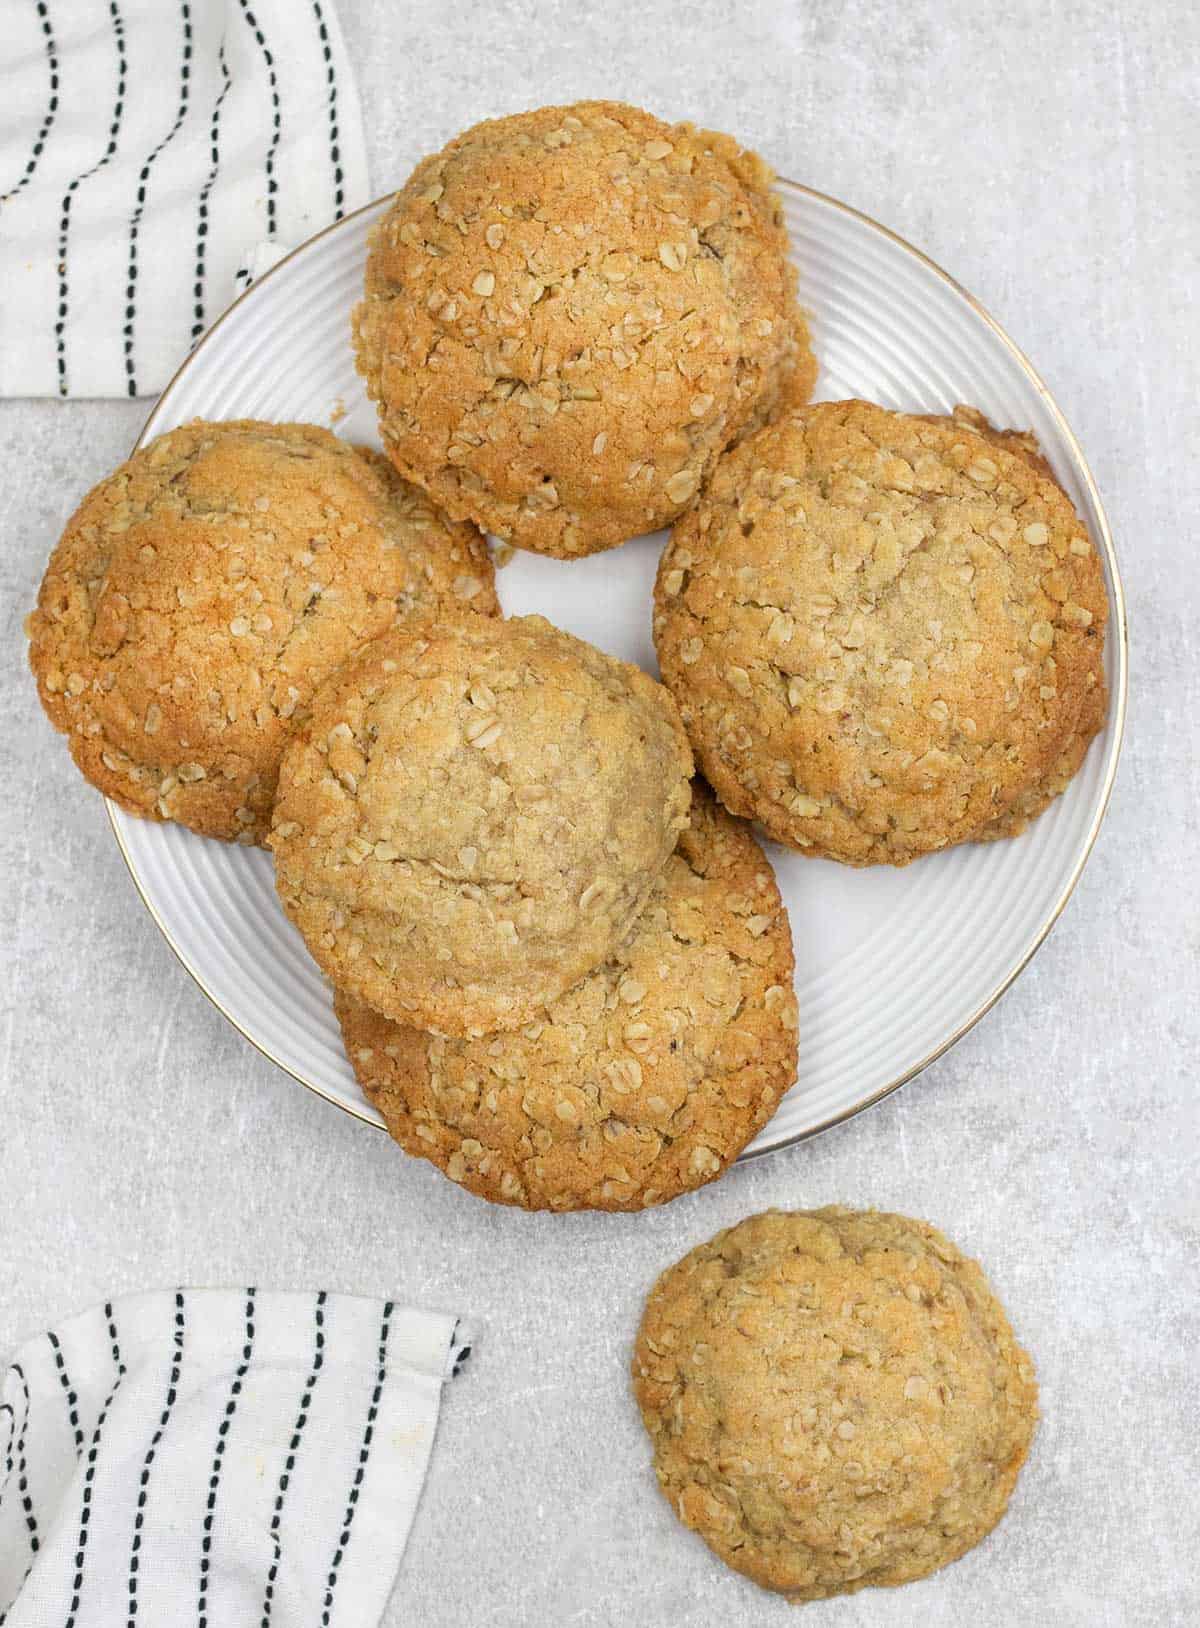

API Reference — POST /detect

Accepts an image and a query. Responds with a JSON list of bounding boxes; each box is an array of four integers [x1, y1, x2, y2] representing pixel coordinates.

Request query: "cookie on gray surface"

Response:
[[633, 1206, 1039, 1600]]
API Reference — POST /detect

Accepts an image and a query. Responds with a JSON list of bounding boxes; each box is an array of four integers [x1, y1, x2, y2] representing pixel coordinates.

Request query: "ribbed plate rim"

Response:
[[104, 178, 1130, 1155]]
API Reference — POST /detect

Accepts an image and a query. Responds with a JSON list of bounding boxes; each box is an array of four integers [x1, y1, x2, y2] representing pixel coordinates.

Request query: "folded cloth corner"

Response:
[[0, 0, 369, 399], [0, 1289, 470, 1627]]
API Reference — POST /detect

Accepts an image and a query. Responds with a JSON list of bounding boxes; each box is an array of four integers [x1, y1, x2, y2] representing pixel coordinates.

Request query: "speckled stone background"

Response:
[[2, 3, 1197, 1623]]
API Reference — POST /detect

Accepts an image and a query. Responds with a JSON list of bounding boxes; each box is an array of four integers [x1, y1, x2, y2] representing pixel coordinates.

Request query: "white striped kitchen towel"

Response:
[[0, 0, 369, 398], [0, 1289, 470, 1627]]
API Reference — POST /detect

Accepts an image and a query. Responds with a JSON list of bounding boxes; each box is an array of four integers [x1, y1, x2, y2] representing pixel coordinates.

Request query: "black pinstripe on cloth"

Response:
[[0, 0, 367, 397], [53, 0, 127, 397], [0, 1290, 467, 1625], [0, 0, 59, 202], [310, 0, 345, 218], [64, 1335, 126, 1628], [260, 1290, 327, 1626], [197, 1289, 255, 1628], [320, 1300, 393, 1624], [0, 1366, 38, 1628], [191, 40, 233, 341], [233, 0, 282, 241], [126, 1291, 186, 1624], [122, 2, 195, 396]]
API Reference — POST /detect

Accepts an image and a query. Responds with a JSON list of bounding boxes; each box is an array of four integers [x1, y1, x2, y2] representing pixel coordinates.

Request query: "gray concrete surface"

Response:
[[2, 3, 1197, 1623]]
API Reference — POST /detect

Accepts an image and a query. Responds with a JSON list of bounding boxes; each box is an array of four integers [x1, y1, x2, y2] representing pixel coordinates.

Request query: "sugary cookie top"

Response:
[[633, 1206, 1038, 1599], [270, 614, 693, 1035], [27, 419, 496, 842], [336, 784, 797, 1210], [654, 400, 1108, 863], [355, 100, 814, 558]]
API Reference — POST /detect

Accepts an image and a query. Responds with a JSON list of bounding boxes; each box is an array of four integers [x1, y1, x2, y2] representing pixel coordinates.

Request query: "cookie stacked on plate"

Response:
[[27, 99, 811, 1214], [352, 104, 1107, 866], [268, 612, 800, 1211], [26, 419, 499, 844], [27, 97, 1109, 1217], [332, 776, 798, 1211]]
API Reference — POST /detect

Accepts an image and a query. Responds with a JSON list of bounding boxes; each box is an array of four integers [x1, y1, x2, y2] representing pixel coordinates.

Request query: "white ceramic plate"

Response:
[[109, 182, 1128, 1153]]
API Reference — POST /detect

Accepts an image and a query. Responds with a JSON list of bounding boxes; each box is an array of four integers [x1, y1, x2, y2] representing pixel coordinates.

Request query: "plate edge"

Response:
[[105, 178, 1131, 1156]]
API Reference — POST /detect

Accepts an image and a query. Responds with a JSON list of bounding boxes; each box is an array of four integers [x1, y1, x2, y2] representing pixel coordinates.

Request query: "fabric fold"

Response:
[[0, 0, 369, 398], [0, 1289, 469, 1627]]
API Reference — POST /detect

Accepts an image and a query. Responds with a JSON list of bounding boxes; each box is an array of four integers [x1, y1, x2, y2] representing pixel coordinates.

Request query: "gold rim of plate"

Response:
[[104, 178, 1131, 1152]]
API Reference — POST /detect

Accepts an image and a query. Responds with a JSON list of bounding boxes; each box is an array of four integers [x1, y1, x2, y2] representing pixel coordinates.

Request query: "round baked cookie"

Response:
[[270, 614, 693, 1035], [653, 399, 1108, 864], [633, 1207, 1038, 1601], [334, 783, 797, 1211], [354, 100, 815, 560], [27, 420, 497, 843]]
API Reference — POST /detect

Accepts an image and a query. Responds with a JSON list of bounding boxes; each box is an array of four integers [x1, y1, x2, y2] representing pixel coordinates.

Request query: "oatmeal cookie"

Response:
[[654, 399, 1108, 864], [354, 100, 815, 559], [633, 1206, 1038, 1600], [270, 614, 693, 1035], [27, 419, 496, 843], [334, 783, 797, 1210]]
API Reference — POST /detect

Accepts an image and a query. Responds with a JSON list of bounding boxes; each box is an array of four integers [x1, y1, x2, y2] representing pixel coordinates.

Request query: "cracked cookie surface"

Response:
[[334, 783, 797, 1210], [270, 614, 693, 1035], [633, 1206, 1038, 1600], [27, 419, 496, 842], [354, 99, 815, 559], [653, 400, 1108, 864]]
